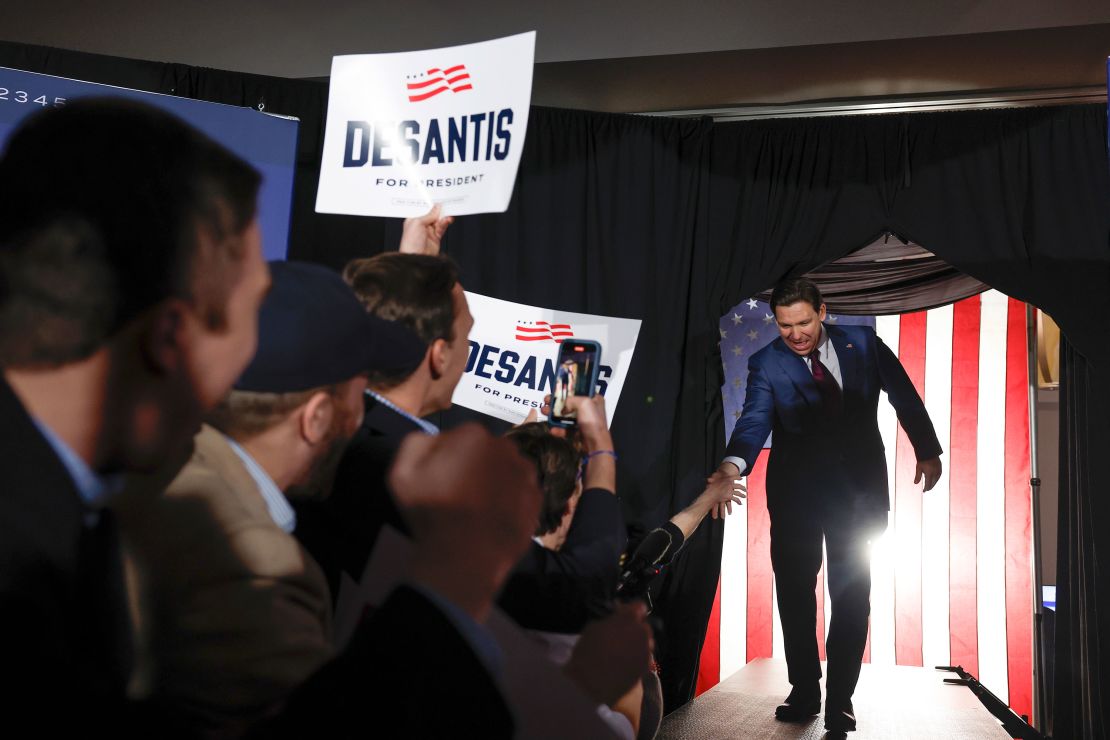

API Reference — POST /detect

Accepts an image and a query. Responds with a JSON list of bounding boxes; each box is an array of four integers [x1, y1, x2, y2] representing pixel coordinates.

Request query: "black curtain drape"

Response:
[[1054, 339, 1110, 740], [753, 237, 990, 315], [3, 41, 1110, 733]]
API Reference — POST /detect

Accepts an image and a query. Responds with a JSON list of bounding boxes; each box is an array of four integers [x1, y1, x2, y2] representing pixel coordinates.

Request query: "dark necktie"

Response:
[[809, 348, 843, 416]]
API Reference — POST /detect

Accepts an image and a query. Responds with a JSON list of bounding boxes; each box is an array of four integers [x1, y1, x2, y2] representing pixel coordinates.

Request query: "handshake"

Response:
[[702, 461, 748, 520]]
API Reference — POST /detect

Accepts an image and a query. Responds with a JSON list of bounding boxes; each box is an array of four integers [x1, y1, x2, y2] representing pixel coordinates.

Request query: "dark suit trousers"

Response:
[[770, 503, 884, 704]]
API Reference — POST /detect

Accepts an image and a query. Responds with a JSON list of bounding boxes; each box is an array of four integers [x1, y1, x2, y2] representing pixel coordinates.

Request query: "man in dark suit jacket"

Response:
[[293, 252, 473, 600], [707, 278, 942, 733], [0, 99, 269, 728]]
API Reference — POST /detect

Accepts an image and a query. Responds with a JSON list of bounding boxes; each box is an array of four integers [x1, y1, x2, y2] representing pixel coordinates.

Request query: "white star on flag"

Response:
[[763, 313, 775, 324], [732, 313, 743, 325], [747, 329, 759, 341], [746, 299, 759, 310]]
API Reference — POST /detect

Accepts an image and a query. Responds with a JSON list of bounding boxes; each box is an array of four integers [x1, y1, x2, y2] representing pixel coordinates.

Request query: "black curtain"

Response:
[[4, 42, 1110, 732], [753, 237, 990, 315], [1054, 339, 1110, 740]]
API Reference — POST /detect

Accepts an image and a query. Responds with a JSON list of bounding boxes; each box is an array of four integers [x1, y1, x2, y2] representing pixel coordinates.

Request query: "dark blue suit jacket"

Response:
[[724, 323, 942, 518]]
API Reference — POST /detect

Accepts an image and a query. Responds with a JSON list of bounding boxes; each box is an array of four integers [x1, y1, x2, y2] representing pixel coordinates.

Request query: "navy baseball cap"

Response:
[[235, 260, 426, 393]]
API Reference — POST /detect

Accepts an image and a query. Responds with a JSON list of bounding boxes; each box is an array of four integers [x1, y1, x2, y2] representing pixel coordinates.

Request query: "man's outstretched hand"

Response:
[[914, 456, 942, 492], [705, 462, 747, 519], [399, 204, 454, 255]]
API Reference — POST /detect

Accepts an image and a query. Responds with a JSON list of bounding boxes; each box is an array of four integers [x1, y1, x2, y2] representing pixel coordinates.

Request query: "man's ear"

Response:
[[140, 299, 188, 375], [818, 303, 828, 321], [300, 391, 335, 446], [428, 337, 450, 378]]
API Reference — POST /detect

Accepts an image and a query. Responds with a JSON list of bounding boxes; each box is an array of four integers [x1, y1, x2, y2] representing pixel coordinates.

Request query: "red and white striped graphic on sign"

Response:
[[406, 64, 474, 102], [696, 291, 1034, 720], [515, 321, 574, 343]]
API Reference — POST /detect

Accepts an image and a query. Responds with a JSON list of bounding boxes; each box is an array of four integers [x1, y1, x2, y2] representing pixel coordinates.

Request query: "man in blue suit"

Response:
[[706, 278, 942, 733]]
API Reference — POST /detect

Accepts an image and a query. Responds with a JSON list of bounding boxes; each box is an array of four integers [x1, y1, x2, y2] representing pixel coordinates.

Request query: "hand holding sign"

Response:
[[399, 204, 453, 255]]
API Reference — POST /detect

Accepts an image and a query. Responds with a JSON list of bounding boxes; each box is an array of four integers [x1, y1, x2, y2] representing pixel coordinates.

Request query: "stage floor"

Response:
[[659, 659, 1012, 739]]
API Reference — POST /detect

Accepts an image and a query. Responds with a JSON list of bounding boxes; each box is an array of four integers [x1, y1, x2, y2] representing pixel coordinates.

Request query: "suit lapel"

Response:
[[827, 325, 863, 396], [774, 340, 822, 410]]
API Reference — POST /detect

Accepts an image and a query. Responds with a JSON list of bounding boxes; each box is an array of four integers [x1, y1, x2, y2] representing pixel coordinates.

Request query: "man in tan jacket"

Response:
[[119, 261, 425, 733]]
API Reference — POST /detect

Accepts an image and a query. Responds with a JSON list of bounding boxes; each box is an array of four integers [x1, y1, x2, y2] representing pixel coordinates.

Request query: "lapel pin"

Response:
[[846, 343, 854, 349]]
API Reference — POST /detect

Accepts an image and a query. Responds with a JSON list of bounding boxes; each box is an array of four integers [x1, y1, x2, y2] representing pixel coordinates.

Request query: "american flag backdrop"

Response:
[[697, 290, 1034, 720]]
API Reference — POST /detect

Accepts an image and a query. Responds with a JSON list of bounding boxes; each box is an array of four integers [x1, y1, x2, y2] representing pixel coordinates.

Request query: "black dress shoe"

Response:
[[774, 686, 821, 721], [824, 700, 857, 732]]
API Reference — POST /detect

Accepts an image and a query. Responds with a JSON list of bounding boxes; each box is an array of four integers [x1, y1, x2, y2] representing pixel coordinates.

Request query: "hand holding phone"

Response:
[[549, 339, 602, 428]]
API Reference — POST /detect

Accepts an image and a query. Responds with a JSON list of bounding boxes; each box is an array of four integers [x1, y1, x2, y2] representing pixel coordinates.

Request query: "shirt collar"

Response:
[[365, 389, 439, 435], [31, 418, 120, 513], [815, 323, 830, 355], [223, 436, 297, 533]]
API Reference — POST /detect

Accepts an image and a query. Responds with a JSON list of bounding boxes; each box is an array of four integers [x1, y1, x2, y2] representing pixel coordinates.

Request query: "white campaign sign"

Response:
[[317, 32, 535, 217], [455, 292, 642, 426]]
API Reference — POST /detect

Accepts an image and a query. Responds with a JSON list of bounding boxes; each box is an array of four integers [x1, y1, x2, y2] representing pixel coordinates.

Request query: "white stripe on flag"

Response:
[[823, 543, 832, 646], [977, 290, 1010, 702], [720, 505, 747, 679], [921, 303, 953, 670], [772, 579, 784, 660], [870, 314, 901, 667]]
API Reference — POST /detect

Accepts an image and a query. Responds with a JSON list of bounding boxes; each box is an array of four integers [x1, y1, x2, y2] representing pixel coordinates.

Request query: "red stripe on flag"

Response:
[[816, 567, 826, 661], [1004, 299, 1033, 719], [408, 86, 449, 102], [895, 312, 927, 667], [949, 296, 980, 676], [406, 76, 444, 90], [696, 575, 722, 696], [747, 449, 774, 661]]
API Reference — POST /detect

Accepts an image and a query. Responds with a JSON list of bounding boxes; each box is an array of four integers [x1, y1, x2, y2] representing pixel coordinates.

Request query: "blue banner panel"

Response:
[[0, 67, 299, 261]]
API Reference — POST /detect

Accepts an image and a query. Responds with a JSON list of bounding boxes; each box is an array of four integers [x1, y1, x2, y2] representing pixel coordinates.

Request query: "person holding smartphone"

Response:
[[498, 392, 624, 636]]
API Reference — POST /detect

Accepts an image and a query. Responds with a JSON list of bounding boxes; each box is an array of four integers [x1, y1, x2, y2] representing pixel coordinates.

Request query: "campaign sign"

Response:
[[0, 67, 299, 261], [317, 32, 535, 218], [456, 291, 642, 426]]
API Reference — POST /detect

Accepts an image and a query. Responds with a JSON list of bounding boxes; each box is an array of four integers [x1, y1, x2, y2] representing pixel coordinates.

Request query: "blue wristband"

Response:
[[585, 449, 618, 462]]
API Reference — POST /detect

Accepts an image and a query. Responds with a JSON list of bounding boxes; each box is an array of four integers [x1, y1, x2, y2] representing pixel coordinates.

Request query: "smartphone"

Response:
[[549, 339, 602, 428]]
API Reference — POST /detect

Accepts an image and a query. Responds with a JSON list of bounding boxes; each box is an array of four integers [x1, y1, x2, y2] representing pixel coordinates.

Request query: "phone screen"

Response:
[[551, 341, 600, 423]]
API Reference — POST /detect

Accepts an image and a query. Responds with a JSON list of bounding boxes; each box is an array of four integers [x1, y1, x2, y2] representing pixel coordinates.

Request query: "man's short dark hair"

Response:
[[0, 98, 261, 368], [505, 423, 580, 537], [342, 253, 459, 388], [770, 277, 823, 313]]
